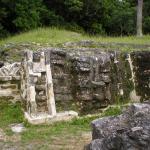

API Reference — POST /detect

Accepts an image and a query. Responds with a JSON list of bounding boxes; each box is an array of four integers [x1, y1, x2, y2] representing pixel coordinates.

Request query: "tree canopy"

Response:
[[0, 0, 150, 38]]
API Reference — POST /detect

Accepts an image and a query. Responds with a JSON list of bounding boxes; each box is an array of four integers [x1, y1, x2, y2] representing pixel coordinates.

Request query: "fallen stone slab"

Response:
[[25, 111, 78, 125]]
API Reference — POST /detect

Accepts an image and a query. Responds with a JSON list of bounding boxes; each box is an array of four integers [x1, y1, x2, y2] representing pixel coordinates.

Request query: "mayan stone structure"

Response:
[[0, 62, 21, 101], [21, 50, 77, 124], [0, 46, 149, 124], [49, 48, 113, 113], [21, 48, 150, 115]]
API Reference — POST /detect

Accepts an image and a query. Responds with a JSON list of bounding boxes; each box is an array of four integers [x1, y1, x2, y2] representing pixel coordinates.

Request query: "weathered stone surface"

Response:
[[21, 50, 78, 124], [131, 51, 150, 101], [21, 50, 56, 116], [0, 62, 20, 77], [24, 110, 78, 125], [48, 48, 150, 113], [86, 103, 150, 150], [10, 123, 26, 133], [0, 62, 21, 101], [0, 47, 150, 115]]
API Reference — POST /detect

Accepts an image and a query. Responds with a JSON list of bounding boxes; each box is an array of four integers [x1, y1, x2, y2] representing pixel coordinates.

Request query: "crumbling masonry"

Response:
[[0, 47, 149, 124]]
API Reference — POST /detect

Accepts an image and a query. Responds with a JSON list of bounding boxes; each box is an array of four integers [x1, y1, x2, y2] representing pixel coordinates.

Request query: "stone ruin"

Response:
[[0, 47, 150, 124], [0, 62, 20, 102], [20, 50, 78, 124]]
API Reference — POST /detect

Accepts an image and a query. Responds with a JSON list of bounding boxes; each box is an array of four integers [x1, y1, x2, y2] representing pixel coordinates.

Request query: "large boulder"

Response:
[[86, 103, 150, 150]]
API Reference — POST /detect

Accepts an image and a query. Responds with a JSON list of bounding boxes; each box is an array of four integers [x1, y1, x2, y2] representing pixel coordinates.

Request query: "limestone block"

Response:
[[55, 94, 73, 101], [0, 63, 20, 77]]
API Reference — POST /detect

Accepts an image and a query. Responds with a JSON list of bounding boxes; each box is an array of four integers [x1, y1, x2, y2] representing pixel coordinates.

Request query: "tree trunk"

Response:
[[137, 0, 143, 37]]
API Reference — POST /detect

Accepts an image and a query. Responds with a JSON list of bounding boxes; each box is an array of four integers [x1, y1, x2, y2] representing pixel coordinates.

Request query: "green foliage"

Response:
[[1, 0, 150, 38], [13, 0, 43, 31], [0, 24, 9, 38], [64, 0, 83, 12], [143, 17, 150, 33], [63, 22, 84, 33], [104, 1, 136, 35], [40, 10, 64, 26], [90, 23, 105, 35]]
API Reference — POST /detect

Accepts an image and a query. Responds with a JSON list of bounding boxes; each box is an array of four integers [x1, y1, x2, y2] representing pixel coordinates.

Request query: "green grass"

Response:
[[0, 99, 122, 143], [101, 106, 122, 117], [0, 99, 124, 149], [0, 27, 150, 46], [22, 118, 92, 142], [0, 99, 24, 128], [22, 105, 122, 142]]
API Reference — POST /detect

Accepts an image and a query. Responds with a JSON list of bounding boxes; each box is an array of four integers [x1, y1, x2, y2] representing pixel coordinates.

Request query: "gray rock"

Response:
[[86, 103, 150, 150], [0, 62, 21, 77], [10, 123, 26, 133]]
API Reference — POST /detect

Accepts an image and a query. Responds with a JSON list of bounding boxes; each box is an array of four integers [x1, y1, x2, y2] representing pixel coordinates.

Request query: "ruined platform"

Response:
[[0, 47, 150, 123], [25, 111, 78, 125]]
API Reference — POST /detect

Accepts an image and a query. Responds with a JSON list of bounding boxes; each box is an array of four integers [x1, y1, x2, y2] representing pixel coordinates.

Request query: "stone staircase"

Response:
[[21, 50, 78, 124]]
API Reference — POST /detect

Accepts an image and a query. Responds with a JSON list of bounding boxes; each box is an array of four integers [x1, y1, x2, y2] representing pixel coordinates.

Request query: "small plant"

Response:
[[102, 106, 122, 117]]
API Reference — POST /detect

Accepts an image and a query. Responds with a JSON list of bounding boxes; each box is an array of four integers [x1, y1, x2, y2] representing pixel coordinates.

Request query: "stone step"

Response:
[[0, 89, 20, 98], [93, 94, 105, 101], [11, 90, 20, 95], [36, 79, 46, 84], [35, 85, 46, 91], [54, 86, 71, 94], [91, 81, 105, 87], [35, 95, 47, 101], [0, 84, 17, 89], [37, 102, 47, 107], [53, 74, 69, 79], [0, 76, 12, 81]]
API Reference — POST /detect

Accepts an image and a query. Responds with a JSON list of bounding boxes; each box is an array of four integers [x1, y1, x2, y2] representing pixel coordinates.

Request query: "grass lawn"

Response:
[[0, 27, 150, 46], [0, 98, 122, 149]]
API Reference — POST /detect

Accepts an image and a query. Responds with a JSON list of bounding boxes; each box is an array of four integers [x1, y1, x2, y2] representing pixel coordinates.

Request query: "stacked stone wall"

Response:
[[21, 51, 56, 116], [0, 48, 149, 115], [0, 63, 21, 102]]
